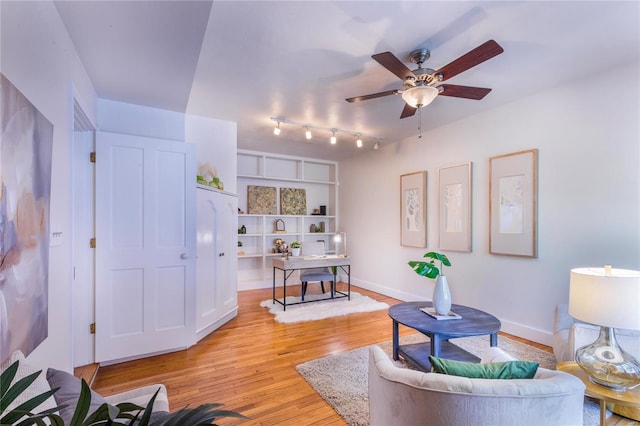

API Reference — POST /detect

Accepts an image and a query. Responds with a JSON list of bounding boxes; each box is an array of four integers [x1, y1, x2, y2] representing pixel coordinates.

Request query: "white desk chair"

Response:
[[300, 241, 334, 301]]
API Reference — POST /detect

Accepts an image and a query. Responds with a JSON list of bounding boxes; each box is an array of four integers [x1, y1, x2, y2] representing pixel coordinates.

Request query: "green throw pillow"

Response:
[[429, 356, 539, 379]]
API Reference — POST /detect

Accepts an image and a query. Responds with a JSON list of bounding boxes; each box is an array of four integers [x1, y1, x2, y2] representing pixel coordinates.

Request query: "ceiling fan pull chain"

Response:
[[418, 107, 423, 139]]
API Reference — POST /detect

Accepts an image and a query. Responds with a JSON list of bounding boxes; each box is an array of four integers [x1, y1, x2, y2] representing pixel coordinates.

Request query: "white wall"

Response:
[[339, 62, 640, 345], [1, 0, 98, 370], [99, 100, 237, 193], [185, 114, 237, 194]]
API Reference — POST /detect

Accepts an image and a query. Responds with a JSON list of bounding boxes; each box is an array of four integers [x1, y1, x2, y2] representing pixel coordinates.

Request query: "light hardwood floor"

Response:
[[91, 284, 552, 425]]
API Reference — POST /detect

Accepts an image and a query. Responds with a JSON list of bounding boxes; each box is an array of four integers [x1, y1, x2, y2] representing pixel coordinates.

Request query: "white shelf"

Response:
[[237, 150, 339, 288]]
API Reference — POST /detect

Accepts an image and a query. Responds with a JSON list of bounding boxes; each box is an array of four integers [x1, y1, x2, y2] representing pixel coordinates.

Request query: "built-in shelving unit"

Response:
[[236, 150, 338, 289]]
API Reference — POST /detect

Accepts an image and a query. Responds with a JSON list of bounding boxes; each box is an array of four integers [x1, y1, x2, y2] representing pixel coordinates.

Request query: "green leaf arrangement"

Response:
[[408, 251, 451, 279], [1, 360, 247, 426]]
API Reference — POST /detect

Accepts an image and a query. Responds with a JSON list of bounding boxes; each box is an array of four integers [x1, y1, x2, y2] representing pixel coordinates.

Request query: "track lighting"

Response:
[[269, 117, 383, 149], [373, 141, 380, 150]]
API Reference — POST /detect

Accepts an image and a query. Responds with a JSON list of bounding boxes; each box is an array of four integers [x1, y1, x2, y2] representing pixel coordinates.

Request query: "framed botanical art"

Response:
[[438, 162, 472, 252], [247, 185, 277, 214], [400, 171, 427, 247], [489, 149, 538, 257], [280, 187, 307, 215]]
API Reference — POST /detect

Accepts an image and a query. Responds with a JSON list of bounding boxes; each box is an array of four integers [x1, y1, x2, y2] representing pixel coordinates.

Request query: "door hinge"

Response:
[[90, 323, 96, 334], [90, 152, 96, 163], [90, 238, 96, 248]]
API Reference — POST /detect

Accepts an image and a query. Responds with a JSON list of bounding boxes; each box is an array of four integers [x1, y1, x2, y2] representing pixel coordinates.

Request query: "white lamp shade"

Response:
[[569, 267, 640, 330], [401, 85, 439, 108]]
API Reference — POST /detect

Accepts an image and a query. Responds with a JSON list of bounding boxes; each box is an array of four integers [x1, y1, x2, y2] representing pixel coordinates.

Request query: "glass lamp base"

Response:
[[575, 326, 640, 391]]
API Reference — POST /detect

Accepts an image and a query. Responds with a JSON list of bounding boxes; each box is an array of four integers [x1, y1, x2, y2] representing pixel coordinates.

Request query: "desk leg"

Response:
[[490, 333, 498, 347], [599, 399, 606, 426], [392, 320, 399, 360], [272, 267, 276, 304], [283, 269, 287, 311], [347, 265, 351, 300]]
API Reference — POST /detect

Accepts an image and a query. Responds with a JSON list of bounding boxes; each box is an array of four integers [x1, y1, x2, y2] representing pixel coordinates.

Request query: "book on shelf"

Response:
[[420, 307, 462, 320]]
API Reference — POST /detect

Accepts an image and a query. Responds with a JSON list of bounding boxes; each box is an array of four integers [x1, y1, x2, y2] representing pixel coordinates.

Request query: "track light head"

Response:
[[373, 141, 380, 150], [273, 121, 281, 135], [356, 135, 363, 148], [330, 130, 337, 144], [305, 126, 312, 140]]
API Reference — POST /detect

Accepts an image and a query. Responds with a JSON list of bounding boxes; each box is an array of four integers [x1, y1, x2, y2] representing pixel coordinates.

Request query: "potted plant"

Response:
[[408, 251, 452, 315], [0, 360, 247, 425], [290, 241, 301, 256]]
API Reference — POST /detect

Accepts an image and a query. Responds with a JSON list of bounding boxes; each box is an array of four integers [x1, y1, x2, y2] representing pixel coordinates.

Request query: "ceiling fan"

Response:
[[346, 40, 504, 119]]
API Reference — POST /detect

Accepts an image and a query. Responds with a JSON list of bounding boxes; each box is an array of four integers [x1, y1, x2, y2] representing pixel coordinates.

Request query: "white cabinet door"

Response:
[[196, 188, 237, 334], [95, 132, 196, 363]]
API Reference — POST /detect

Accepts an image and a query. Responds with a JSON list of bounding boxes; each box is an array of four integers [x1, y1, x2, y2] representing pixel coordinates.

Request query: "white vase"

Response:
[[432, 275, 451, 315], [291, 248, 301, 257]]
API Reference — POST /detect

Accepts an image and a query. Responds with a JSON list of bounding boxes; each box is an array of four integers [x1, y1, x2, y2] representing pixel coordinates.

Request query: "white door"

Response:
[[95, 132, 196, 363], [195, 189, 237, 333]]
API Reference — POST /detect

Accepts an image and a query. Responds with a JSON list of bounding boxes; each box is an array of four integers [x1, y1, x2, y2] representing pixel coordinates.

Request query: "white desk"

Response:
[[272, 255, 351, 310]]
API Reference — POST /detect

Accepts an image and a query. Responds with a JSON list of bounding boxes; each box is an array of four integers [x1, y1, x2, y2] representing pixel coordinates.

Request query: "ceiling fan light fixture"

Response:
[[401, 85, 439, 108]]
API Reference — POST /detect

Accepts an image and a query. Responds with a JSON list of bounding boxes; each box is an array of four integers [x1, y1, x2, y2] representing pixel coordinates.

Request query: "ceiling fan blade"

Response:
[[400, 103, 417, 119], [372, 52, 416, 81], [437, 84, 492, 100], [345, 89, 399, 103], [435, 40, 504, 82]]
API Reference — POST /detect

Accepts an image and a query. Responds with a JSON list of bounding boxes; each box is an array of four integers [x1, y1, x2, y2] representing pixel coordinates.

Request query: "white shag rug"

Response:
[[260, 291, 389, 323]]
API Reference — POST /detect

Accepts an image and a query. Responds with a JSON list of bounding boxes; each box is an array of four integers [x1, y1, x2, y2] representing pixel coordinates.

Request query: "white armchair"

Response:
[[368, 345, 585, 426]]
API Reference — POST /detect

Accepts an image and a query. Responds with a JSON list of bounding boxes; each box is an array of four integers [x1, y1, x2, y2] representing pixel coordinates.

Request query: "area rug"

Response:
[[296, 333, 634, 426], [259, 291, 389, 323]]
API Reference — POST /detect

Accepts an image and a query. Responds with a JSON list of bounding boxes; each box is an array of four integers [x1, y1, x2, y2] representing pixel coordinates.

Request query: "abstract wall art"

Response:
[[0, 74, 54, 363]]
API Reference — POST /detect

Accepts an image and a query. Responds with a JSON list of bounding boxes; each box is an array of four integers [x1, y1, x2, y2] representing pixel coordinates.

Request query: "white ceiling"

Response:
[[55, 1, 639, 161]]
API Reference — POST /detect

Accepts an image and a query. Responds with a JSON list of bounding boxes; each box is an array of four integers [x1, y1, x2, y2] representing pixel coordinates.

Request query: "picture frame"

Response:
[[280, 187, 307, 215], [489, 149, 538, 257], [438, 162, 472, 252], [274, 219, 286, 233], [400, 171, 427, 247], [247, 185, 277, 214]]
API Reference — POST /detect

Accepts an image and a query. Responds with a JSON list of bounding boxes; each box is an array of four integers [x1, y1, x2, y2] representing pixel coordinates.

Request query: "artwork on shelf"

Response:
[[400, 171, 427, 248], [489, 149, 538, 257], [438, 162, 472, 252], [0, 74, 54, 363], [247, 185, 277, 214], [280, 188, 306, 215]]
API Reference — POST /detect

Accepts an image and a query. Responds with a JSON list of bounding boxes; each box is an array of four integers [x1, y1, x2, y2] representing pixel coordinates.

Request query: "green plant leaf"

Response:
[[424, 251, 451, 267], [408, 261, 439, 279], [0, 360, 19, 402]]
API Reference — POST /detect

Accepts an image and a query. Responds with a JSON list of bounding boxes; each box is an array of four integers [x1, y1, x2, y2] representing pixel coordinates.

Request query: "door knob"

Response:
[[180, 253, 189, 259]]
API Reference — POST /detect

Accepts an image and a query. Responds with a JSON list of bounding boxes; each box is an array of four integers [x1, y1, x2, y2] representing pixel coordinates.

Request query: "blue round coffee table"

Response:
[[388, 301, 501, 372]]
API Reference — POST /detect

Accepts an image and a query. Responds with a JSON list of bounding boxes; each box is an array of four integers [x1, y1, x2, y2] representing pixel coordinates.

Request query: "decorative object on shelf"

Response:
[[197, 162, 224, 189], [280, 188, 306, 215], [568, 266, 640, 391], [333, 232, 347, 257], [275, 219, 286, 233], [238, 208, 244, 214], [408, 252, 452, 315], [400, 171, 427, 248], [247, 185, 277, 214], [319, 222, 325, 232], [312, 208, 321, 215], [237, 241, 243, 247], [310, 224, 317, 233], [320, 205, 326, 215], [489, 149, 538, 257], [238, 225, 246, 234], [438, 162, 472, 252], [274, 238, 288, 254], [290, 241, 301, 257]]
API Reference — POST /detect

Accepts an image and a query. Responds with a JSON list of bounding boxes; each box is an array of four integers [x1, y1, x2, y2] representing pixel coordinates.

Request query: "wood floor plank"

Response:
[[91, 285, 552, 425]]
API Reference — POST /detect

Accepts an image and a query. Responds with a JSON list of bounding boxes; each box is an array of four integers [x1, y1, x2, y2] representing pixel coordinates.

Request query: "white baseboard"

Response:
[[196, 308, 238, 342]]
